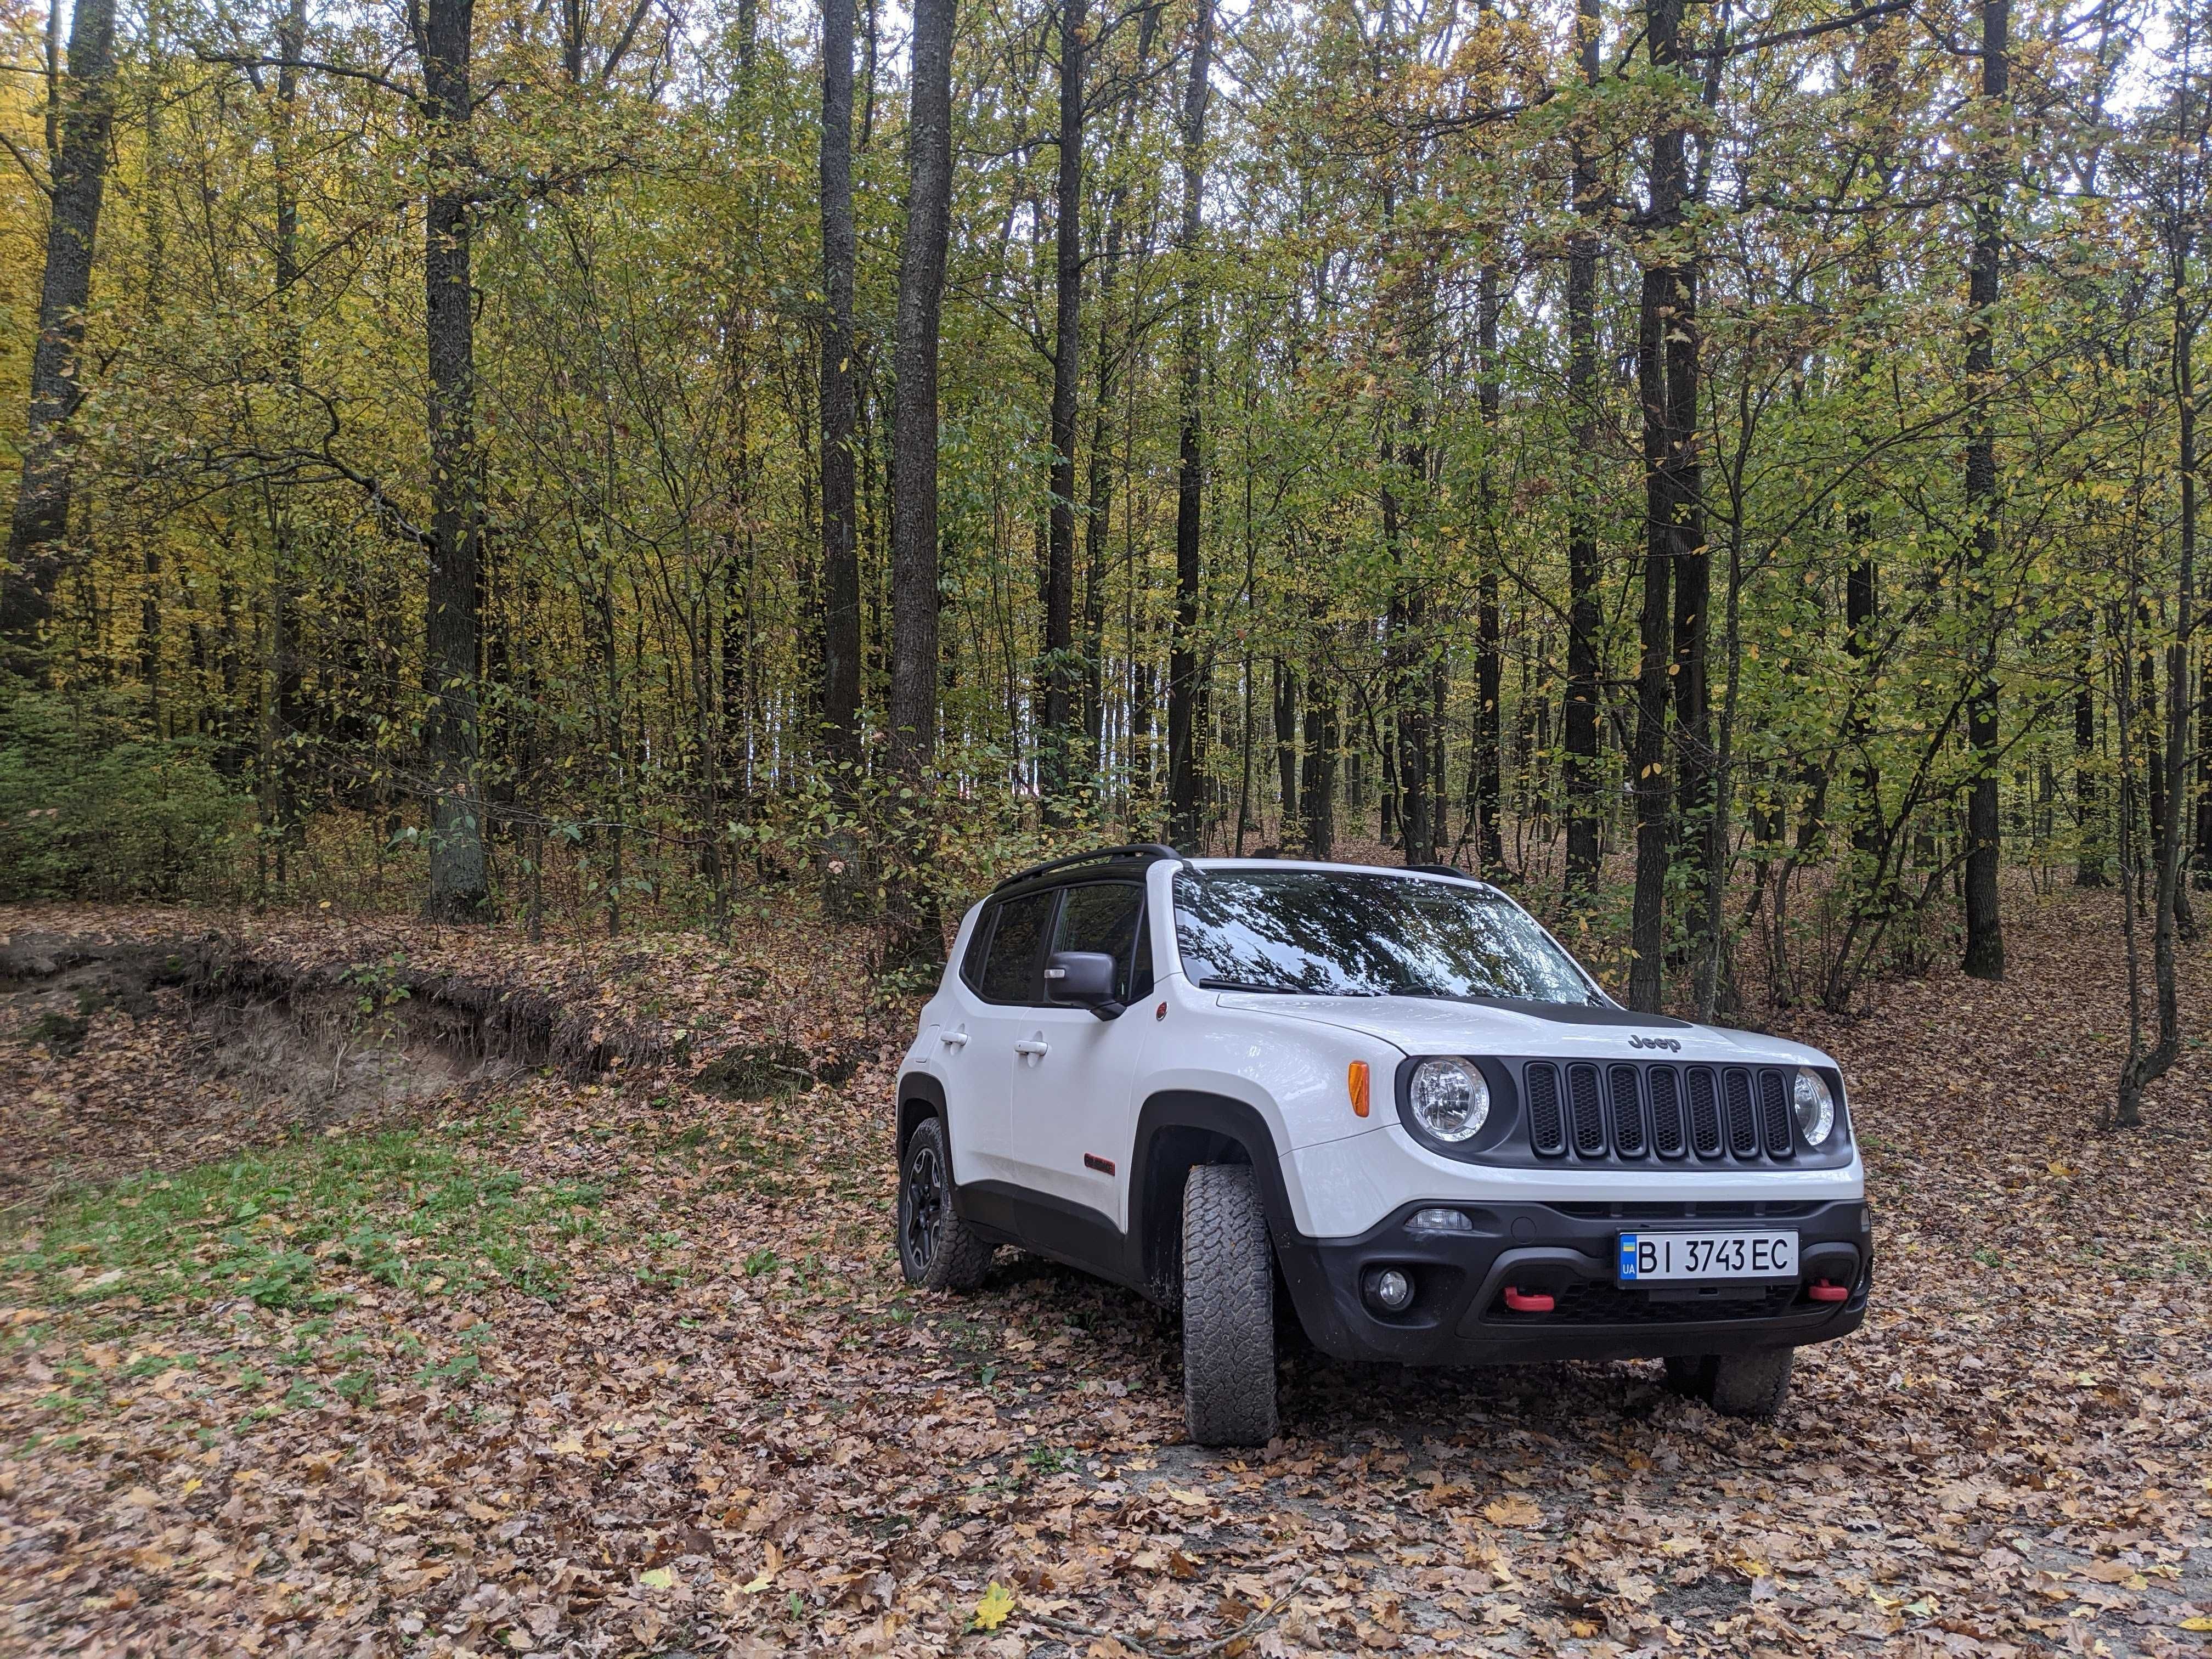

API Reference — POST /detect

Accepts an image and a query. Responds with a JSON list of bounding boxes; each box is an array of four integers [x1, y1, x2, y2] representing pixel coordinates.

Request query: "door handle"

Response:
[[1013, 1037, 1051, 1057], [939, 1028, 969, 1048]]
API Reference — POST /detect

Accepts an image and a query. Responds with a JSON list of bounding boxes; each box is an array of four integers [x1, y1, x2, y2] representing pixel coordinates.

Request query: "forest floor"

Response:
[[1, 880, 2209, 1658]]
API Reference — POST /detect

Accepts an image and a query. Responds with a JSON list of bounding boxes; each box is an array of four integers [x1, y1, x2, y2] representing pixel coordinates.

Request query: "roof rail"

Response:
[[991, 843, 1188, 893], [1408, 863, 1481, 883]]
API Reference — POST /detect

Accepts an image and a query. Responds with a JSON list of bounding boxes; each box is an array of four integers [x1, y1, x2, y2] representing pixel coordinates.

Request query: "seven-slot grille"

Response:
[[1521, 1060, 1799, 1163]]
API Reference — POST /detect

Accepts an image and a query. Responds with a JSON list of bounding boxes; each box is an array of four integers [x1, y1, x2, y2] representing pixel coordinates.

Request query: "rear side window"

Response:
[[1052, 882, 1150, 1000], [977, 890, 1054, 1003]]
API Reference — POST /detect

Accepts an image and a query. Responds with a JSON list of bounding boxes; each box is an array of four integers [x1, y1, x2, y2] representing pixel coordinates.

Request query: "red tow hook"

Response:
[[1503, 1286, 1555, 1313], [1807, 1279, 1848, 1303]]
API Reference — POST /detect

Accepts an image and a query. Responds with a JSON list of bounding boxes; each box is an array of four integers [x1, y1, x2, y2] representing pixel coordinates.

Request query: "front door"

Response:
[[946, 887, 1056, 1186], [1007, 879, 1154, 1224]]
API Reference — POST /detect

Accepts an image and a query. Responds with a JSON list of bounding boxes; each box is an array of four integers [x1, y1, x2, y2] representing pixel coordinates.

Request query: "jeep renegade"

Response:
[[894, 845, 1870, 1446]]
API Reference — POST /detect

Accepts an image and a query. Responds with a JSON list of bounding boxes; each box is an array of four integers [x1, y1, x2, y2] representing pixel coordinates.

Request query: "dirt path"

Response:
[[2, 889, 2208, 1657]]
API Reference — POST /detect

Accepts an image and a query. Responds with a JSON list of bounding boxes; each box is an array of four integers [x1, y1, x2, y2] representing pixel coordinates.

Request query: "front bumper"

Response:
[[1274, 1199, 1871, 1366]]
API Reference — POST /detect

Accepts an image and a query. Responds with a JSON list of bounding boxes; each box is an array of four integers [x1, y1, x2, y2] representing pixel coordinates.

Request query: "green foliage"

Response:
[[0, 687, 246, 903], [3, 1116, 602, 1311]]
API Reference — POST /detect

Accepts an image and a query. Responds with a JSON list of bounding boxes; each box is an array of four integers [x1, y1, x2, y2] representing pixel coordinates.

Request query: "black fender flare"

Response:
[[895, 1071, 959, 1208], [1128, 1089, 1300, 1304]]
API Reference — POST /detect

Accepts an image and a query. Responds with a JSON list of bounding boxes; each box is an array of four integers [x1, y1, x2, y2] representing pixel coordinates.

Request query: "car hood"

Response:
[[1211, 990, 1836, 1070]]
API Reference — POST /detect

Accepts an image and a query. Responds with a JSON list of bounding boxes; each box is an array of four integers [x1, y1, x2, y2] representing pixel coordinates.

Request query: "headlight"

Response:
[[1792, 1068, 1835, 1146], [1409, 1058, 1489, 1142]]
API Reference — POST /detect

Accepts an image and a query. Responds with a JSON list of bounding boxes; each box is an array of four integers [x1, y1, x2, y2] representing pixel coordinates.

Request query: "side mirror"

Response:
[[1044, 951, 1124, 1019]]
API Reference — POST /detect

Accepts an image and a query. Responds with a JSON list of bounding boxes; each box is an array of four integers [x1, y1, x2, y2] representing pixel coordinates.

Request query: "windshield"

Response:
[[1173, 870, 1600, 1005]]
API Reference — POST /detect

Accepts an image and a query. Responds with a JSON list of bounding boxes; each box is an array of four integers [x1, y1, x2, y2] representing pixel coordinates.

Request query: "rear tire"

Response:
[[1181, 1164, 1279, 1447], [1662, 1353, 1717, 1398], [1708, 1347, 1794, 1419], [896, 1116, 994, 1291]]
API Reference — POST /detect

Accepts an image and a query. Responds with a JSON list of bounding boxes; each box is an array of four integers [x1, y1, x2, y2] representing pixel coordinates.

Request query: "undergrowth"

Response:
[[3, 1110, 602, 1314]]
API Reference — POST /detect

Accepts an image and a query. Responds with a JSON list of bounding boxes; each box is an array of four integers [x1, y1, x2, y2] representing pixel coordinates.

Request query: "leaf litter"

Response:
[[1, 888, 2207, 1657]]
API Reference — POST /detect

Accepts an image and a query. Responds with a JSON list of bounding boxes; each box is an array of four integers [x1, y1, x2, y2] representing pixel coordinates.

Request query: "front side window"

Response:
[[977, 891, 1054, 1003], [1173, 870, 1597, 1005], [1051, 881, 1152, 1000]]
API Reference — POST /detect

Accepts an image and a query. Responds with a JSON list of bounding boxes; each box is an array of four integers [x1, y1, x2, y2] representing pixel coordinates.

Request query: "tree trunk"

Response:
[[262, 0, 307, 885], [1166, 0, 1211, 848], [1960, 0, 2008, 980], [1272, 656, 1297, 838], [1627, 0, 1689, 1012], [885, 0, 956, 963], [0, 0, 118, 673], [1476, 261, 1504, 874], [2194, 643, 2210, 888], [1040, 0, 1085, 816], [1300, 666, 1336, 859], [820, 0, 861, 772], [2075, 666, 2106, 885], [420, 0, 488, 919], [1563, 0, 1602, 898]]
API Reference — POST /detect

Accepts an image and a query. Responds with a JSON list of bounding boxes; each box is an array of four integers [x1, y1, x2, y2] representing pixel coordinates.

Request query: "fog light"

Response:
[[1408, 1207, 1474, 1234], [1365, 1267, 1415, 1312]]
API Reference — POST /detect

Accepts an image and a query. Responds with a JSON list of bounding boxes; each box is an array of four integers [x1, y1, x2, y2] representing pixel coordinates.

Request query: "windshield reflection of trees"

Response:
[[1175, 875, 1591, 1003]]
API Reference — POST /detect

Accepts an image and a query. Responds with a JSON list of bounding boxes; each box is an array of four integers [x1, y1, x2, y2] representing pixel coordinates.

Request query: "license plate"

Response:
[[1617, 1231, 1797, 1284]]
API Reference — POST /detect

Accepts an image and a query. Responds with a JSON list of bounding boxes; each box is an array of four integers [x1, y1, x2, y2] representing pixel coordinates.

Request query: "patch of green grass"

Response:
[[3, 1116, 605, 1313], [414, 1351, 483, 1386]]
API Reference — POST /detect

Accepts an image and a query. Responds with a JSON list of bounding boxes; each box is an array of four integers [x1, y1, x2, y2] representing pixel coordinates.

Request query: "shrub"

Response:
[[0, 686, 247, 901]]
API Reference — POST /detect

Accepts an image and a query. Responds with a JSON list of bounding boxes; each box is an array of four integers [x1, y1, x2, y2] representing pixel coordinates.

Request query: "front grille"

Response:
[[1489, 1282, 1802, 1325], [1759, 1071, 1792, 1158], [1569, 1064, 1606, 1155], [1725, 1070, 1758, 1156], [1520, 1060, 1802, 1167], [1649, 1068, 1686, 1156], [1688, 1068, 1720, 1156], [1609, 1065, 1645, 1155], [1527, 1064, 1565, 1155]]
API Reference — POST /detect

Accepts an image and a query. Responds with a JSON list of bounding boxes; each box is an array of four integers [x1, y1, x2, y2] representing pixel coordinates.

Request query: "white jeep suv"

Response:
[[894, 845, 1869, 1446]]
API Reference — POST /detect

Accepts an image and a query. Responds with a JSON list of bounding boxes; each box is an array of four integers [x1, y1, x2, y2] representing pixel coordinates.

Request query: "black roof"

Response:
[[989, 843, 1188, 894]]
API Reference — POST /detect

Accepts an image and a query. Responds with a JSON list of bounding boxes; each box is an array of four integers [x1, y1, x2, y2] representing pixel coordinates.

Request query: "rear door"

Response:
[[1006, 879, 1154, 1222], [943, 888, 1056, 1185]]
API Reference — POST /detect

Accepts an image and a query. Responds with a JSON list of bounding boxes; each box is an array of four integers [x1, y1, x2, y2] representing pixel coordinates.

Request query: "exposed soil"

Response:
[[0, 932, 583, 1211]]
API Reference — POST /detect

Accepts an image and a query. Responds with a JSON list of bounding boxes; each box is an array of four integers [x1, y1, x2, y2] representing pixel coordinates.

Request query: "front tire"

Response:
[[1181, 1164, 1278, 1447], [1707, 1347, 1794, 1419], [896, 1116, 994, 1290]]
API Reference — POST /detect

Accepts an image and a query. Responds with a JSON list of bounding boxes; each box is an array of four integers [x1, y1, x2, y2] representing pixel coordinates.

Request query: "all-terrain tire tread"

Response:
[[1181, 1164, 1278, 1447], [1708, 1346, 1794, 1419], [899, 1118, 996, 1291]]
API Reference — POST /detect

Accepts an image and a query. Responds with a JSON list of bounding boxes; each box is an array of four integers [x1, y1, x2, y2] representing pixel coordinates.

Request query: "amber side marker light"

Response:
[[1348, 1060, 1371, 1118]]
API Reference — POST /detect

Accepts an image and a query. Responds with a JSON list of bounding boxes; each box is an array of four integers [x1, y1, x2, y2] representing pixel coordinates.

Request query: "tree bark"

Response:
[[2075, 661, 2106, 885], [1166, 0, 1211, 848], [885, 0, 956, 963], [419, 0, 488, 919], [262, 0, 308, 885], [2194, 643, 2210, 888], [1475, 261, 1504, 874], [1960, 0, 2008, 980], [1627, 0, 1689, 1012], [1300, 662, 1336, 859], [1040, 0, 1086, 815], [820, 0, 861, 774], [1563, 0, 1602, 898], [0, 0, 119, 672]]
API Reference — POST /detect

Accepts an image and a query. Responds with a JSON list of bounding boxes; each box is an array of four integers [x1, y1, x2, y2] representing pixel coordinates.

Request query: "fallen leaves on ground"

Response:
[[1, 883, 2208, 1657]]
